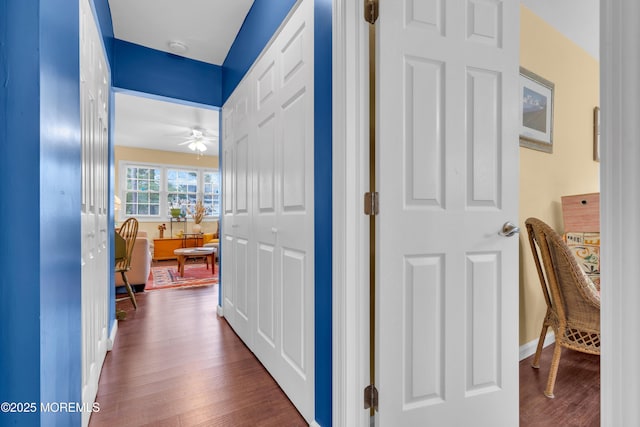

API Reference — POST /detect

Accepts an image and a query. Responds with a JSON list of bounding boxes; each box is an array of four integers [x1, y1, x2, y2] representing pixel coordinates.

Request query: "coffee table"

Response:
[[173, 247, 217, 277]]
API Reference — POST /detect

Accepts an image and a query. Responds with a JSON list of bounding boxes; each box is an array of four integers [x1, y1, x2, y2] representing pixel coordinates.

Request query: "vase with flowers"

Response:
[[189, 200, 205, 233], [158, 223, 166, 239]]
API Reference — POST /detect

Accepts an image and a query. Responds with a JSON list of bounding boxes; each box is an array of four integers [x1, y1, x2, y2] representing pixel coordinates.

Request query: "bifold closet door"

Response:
[[80, 0, 110, 425], [221, 0, 315, 421]]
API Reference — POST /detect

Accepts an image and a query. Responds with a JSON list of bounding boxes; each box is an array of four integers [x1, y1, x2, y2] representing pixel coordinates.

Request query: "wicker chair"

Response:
[[525, 217, 600, 398]]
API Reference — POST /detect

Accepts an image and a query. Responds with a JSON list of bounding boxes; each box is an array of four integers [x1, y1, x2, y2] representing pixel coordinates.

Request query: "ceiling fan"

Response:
[[177, 128, 217, 153]]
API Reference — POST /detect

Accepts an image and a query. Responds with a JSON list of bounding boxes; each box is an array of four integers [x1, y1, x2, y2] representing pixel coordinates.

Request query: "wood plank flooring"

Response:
[[89, 284, 307, 427], [520, 344, 600, 427], [91, 277, 599, 426]]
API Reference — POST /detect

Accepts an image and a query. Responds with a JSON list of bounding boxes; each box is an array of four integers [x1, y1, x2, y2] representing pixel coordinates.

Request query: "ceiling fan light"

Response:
[[188, 142, 197, 151]]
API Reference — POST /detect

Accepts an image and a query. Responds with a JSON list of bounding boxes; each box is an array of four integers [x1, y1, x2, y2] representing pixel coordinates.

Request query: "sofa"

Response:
[[115, 230, 152, 293]]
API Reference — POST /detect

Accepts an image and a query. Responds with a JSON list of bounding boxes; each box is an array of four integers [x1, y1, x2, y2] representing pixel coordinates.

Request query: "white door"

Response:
[[80, 0, 110, 425], [251, 0, 315, 418], [376, 0, 520, 425], [221, 0, 315, 421], [223, 85, 253, 344]]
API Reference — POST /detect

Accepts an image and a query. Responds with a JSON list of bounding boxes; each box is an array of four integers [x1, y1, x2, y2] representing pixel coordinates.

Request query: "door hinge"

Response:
[[364, 0, 379, 24], [364, 384, 379, 411], [364, 192, 379, 216]]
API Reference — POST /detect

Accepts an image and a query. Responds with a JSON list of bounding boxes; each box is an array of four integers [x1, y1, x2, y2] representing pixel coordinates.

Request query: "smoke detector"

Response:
[[168, 41, 188, 54]]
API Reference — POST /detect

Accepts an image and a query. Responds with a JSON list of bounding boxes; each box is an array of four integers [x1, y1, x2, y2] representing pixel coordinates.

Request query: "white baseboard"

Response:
[[216, 305, 224, 317], [107, 320, 118, 351], [519, 332, 555, 361]]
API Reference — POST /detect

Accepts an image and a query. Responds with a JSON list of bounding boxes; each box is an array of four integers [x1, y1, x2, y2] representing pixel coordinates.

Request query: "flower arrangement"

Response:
[[158, 223, 167, 238], [189, 200, 206, 224]]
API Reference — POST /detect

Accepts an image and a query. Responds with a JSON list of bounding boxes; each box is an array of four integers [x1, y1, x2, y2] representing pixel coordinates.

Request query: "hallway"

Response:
[[90, 285, 306, 427]]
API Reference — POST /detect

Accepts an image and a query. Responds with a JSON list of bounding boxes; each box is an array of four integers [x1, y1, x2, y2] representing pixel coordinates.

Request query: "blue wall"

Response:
[[313, 1, 333, 424], [113, 39, 223, 107], [91, 0, 114, 62], [0, 2, 42, 425], [0, 0, 83, 425], [222, 0, 298, 102], [0, 0, 332, 425]]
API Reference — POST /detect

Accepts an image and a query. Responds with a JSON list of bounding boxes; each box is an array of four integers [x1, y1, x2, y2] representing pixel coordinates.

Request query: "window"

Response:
[[167, 168, 198, 210], [203, 171, 221, 217], [125, 166, 161, 216], [120, 162, 220, 220]]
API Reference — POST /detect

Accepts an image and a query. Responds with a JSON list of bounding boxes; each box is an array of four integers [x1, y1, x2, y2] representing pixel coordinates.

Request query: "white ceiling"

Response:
[[114, 93, 219, 156], [111, 1, 598, 156], [108, 0, 255, 65], [522, 0, 599, 60], [109, 0, 251, 156]]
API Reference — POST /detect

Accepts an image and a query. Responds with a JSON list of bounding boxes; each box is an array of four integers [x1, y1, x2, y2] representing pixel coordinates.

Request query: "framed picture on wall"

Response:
[[519, 67, 554, 153]]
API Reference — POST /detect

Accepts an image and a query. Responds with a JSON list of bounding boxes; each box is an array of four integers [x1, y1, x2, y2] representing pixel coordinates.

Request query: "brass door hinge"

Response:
[[364, 192, 379, 216], [364, 384, 379, 411], [364, 0, 379, 24]]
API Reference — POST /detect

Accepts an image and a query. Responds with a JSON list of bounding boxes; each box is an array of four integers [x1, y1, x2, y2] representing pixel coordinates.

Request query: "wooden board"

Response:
[[561, 193, 600, 232]]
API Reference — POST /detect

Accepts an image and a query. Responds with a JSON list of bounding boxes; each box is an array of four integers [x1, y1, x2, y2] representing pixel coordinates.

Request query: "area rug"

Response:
[[146, 264, 218, 291]]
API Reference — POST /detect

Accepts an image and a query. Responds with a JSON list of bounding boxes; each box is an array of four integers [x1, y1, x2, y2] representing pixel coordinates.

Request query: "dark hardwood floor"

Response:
[[92, 273, 599, 426], [89, 283, 307, 427], [520, 345, 600, 427]]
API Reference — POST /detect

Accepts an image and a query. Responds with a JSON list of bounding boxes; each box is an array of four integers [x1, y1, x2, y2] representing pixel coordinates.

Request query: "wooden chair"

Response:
[[525, 217, 600, 398], [115, 217, 139, 313]]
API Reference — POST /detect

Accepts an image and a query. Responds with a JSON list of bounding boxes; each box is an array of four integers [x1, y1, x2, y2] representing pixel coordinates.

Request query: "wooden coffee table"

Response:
[[173, 247, 217, 277]]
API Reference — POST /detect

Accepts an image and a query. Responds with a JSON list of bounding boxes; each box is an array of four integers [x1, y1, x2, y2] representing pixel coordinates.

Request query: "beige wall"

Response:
[[519, 6, 600, 345], [115, 146, 220, 240]]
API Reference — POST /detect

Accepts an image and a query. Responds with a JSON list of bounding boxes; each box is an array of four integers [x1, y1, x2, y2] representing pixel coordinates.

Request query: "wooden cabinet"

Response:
[[153, 237, 203, 260]]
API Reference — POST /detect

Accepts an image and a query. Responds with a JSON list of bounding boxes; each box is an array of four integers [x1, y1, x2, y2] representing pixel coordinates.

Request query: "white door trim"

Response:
[[332, 0, 370, 426], [600, 2, 639, 426]]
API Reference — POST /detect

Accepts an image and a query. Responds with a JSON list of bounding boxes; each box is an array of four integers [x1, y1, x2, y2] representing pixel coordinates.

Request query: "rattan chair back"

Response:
[[525, 217, 600, 398]]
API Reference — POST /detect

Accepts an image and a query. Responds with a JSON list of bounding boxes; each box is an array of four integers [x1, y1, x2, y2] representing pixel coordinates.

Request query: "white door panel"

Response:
[[222, 105, 235, 322], [221, 0, 315, 421], [80, 0, 110, 425], [377, 0, 519, 425]]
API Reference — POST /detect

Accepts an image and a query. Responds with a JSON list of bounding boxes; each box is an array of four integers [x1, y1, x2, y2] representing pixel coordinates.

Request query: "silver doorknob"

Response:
[[499, 222, 520, 237]]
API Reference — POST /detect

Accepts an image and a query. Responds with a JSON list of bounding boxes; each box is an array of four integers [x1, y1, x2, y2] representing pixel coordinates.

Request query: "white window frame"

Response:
[[118, 160, 220, 222]]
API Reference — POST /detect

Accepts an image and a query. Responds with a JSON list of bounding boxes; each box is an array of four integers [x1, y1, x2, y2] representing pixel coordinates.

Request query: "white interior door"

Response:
[[223, 84, 253, 344], [252, 1, 315, 417], [376, 1, 520, 425], [80, 0, 110, 425], [221, 0, 315, 421]]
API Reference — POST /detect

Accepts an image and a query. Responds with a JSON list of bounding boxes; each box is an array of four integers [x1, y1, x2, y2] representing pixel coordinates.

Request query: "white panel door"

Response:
[[231, 84, 253, 344], [377, 0, 520, 425], [253, 53, 280, 373], [222, 103, 236, 322], [222, 87, 253, 345], [221, 0, 315, 421], [80, 0, 110, 425], [269, 1, 315, 418]]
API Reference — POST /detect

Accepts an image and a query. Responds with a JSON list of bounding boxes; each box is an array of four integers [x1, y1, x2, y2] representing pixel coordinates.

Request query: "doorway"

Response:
[[330, 1, 603, 426]]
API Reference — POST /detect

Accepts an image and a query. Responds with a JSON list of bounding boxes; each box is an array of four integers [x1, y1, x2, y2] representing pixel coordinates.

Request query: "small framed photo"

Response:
[[519, 67, 554, 153], [593, 106, 600, 162]]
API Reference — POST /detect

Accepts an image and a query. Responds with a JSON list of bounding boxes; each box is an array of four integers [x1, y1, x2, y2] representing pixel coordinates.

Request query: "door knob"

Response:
[[499, 222, 520, 237]]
